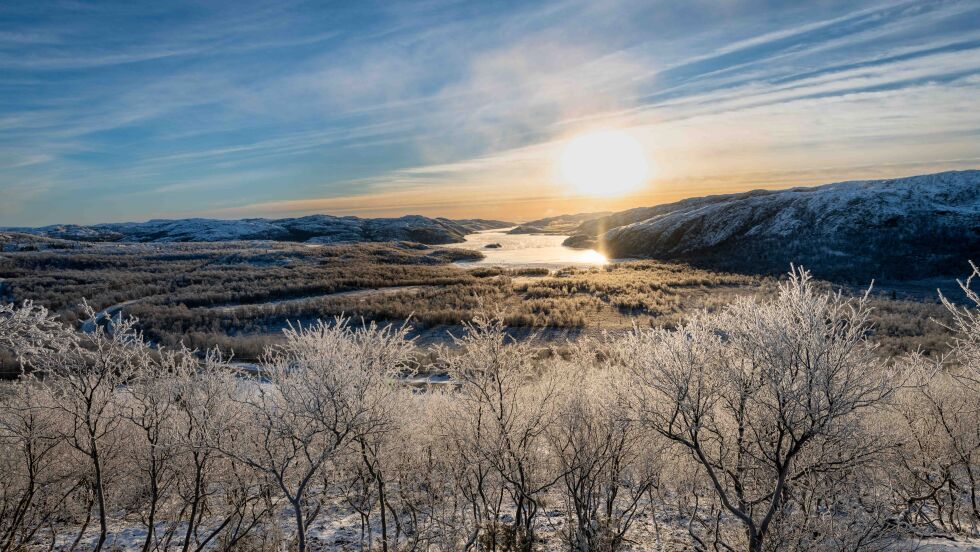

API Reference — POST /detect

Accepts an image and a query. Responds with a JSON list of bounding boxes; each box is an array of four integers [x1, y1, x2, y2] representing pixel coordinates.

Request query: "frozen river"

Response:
[[447, 227, 607, 268]]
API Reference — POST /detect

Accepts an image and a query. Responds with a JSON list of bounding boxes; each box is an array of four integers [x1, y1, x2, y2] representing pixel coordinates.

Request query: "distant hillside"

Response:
[[0, 232, 82, 252], [5, 215, 512, 246], [563, 170, 980, 282], [508, 212, 611, 235]]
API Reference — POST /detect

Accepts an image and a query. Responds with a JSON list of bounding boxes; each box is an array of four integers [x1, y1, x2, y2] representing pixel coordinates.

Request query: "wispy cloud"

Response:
[[1, 0, 979, 225]]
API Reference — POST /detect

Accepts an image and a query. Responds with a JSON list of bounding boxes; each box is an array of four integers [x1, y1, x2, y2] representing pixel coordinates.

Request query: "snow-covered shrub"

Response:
[[32, 304, 152, 552], [436, 311, 564, 550], [887, 262, 980, 538], [214, 317, 415, 552], [548, 340, 665, 551], [620, 267, 899, 552], [0, 376, 75, 551]]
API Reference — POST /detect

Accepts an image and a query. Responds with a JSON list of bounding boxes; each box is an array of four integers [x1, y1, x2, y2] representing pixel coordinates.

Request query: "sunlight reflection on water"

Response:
[[448, 228, 607, 268]]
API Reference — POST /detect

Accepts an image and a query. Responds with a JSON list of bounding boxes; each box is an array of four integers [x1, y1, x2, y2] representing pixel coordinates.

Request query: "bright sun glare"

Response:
[[559, 129, 649, 197], [577, 249, 608, 265]]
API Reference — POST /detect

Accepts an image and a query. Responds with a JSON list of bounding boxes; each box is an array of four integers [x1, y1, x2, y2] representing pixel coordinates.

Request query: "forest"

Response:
[[1, 264, 978, 551]]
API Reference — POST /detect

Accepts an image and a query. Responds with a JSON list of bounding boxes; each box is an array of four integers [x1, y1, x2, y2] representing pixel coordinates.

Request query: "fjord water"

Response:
[[449, 227, 607, 267]]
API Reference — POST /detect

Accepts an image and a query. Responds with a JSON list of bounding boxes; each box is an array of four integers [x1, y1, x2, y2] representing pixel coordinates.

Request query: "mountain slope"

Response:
[[507, 212, 611, 234], [564, 170, 980, 281], [7, 215, 511, 245]]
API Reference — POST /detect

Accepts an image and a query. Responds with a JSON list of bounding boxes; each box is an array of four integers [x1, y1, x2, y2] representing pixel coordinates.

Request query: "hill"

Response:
[[5, 215, 511, 246], [507, 212, 611, 234], [563, 170, 980, 282]]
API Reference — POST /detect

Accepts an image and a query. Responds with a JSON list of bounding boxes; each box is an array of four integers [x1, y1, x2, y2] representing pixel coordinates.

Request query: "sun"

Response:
[[559, 129, 649, 197]]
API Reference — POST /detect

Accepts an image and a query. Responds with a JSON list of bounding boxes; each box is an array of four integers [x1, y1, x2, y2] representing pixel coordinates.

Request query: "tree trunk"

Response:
[[90, 438, 108, 552], [377, 477, 389, 552], [68, 494, 94, 552], [181, 460, 204, 552], [292, 500, 307, 552], [142, 463, 160, 552]]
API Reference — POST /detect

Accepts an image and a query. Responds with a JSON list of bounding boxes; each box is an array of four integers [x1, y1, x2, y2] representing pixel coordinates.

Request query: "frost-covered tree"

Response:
[[0, 377, 74, 552], [118, 352, 183, 552], [940, 261, 980, 376], [31, 304, 152, 552], [888, 355, 980, 534], [0, 302, 69, 550], [622, 268, 897, 552], [437, 312, 563, 550], [169, 349, 271, 552], [216, 317, 414, 552], [0, 300, 62, 370], [347, 387, 420, 552], [889, 262, 980, 536], [549, 342, 664, 551], [400, 390, 479, 550], [381, 393, 462, 550]]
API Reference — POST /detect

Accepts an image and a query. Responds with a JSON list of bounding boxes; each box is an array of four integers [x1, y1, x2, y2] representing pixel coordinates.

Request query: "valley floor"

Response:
[[0, 238, 957, 375]]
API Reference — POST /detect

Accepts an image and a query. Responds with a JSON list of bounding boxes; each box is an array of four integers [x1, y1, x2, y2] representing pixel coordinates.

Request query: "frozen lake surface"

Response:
[[448, 227, 607, 268]]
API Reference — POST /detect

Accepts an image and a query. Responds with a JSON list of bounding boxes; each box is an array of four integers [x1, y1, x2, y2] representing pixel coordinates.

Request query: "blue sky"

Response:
[[2, 0, 980, 225]]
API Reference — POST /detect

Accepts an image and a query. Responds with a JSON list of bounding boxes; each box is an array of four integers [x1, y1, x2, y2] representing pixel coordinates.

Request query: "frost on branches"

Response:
[[1, 266, 980, 551]]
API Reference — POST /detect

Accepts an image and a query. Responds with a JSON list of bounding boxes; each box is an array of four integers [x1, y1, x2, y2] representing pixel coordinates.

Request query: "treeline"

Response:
[[2, 266, 980, 551]]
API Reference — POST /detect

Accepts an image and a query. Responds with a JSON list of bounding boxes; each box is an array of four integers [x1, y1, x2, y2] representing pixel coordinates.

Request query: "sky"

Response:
[[2, 0, 980, 226]]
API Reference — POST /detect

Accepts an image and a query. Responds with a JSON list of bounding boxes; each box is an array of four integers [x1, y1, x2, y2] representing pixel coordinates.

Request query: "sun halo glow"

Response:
[[559, 129, 650, 198]]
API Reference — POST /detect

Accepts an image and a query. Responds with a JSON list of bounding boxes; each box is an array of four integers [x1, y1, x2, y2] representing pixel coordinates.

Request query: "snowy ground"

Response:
[[921, 541, 980, 551], [43, 498, 980, 551]]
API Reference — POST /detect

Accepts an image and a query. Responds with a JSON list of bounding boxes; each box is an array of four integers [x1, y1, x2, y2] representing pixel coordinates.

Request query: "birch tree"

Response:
[[549, 344, 664, 551], [34, 305, 150, 551], [438, 312, 563, 550], [218, 317, 414, 552], [623, 268, 897, 552]]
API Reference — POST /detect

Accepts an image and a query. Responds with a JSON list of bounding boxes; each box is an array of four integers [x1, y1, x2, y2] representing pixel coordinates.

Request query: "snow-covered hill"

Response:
[[5, 215, 511, 245], [564, 170, 980, 281], [507, 212, 612, 235], [0, 231, 82, 252]]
